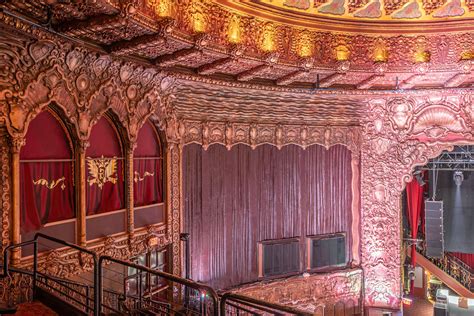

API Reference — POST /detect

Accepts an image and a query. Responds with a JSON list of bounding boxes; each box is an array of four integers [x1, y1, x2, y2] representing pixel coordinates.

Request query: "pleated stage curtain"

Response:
[[183, 143, 353, 289]]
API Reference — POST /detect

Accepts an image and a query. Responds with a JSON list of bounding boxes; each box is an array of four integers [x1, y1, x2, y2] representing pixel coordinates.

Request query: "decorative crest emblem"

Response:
[[87, 156, 118, 188]]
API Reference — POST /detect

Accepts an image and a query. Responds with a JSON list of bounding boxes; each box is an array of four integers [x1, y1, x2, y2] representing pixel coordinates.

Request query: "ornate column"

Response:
[[351, 151, 361, 265], [126, 142, 136, 238], [360, 98, 456, 310], [11, 137, 24, 264], [77, 142, 88, 247], [167, 142, 182, 276], [0, 131, 11, 254]]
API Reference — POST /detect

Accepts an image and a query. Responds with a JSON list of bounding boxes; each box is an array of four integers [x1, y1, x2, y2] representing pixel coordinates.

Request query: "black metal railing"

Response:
[[1, 233, 365, 316], [98, 255, 220, 315], [1, 233, 99, 316], [221, 293, 314, 315], [418, 241, 474, 291]]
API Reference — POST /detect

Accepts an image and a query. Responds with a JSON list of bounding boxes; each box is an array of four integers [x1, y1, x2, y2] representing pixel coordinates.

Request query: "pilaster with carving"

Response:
[[167, 143, 182, 276], [360, 94, 472, 309], [0, 130, 11, 255]]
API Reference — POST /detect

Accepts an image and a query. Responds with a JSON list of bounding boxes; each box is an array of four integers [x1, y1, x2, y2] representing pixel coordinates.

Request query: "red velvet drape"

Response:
[[134, 121, 163, 207], [86, 160, 125, 215], [450, 252, 474, 270], [20, 162, 75, 233], [134, 159, 163, 206], [406, 173, 425, 293], [86, 116, 124, 215], [183, 144, 353, 289]]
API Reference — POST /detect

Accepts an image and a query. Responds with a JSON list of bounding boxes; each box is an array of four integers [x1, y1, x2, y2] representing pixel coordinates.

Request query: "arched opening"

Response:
[[133, 120, 164, 228], [85, 114, 125, 240], [402, 145, 474, 307], [20, 107, 76, 243]]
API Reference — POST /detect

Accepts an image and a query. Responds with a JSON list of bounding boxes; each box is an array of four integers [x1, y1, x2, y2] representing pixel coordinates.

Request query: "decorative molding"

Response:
[[360, 94, 473, 309], [181, 120, 362, 153], [233, 269, 363, 313]]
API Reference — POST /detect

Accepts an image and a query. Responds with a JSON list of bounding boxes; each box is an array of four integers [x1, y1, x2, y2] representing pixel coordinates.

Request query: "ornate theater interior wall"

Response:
[[0, 17, 473, 311]]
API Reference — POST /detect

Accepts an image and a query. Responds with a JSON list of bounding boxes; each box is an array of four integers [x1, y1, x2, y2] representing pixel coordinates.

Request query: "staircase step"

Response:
[[13, 301, 57, 316]]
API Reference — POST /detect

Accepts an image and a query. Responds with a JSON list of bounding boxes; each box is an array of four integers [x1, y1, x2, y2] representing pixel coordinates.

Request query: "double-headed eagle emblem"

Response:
[[87, 156, 118, 189]]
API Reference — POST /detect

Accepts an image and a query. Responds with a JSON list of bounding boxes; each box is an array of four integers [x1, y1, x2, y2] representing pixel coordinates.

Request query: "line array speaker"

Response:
[[425, 200, 444, 258]]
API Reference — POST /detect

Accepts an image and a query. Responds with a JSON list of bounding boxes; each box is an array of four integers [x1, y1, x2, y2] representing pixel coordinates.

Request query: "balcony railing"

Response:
[[418, 242, 474, 291]]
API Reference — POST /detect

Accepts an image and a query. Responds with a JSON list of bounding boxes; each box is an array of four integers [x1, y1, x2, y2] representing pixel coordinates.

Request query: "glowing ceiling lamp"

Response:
[[148, 0, 173, 18], [453, 170, 464, 187], [297, 31, 313, 58], [261, 23, 276, 52], [227, 15, 242, 44], [335, 45, 350, 61]]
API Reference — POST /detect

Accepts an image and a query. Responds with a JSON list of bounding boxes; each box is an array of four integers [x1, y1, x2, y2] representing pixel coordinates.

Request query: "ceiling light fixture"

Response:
[[453, 170, 464, 187]]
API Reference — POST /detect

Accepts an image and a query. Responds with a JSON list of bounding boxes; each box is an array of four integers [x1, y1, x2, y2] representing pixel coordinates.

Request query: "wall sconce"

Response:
[[460, 51, 474, 60], [335, 45, 350, 61], [297, 31, 313, 58], [148, 0, 173, 18], [374, 46, 388, 63], [261, 23, 276, 52], [192, 11, 206, 33], [414, 50, 430, 63], [227, 15, 242, 44]]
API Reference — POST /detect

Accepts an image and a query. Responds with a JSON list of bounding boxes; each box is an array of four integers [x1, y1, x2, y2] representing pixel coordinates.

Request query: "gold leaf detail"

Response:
[[134, 171, 155, 183], [33, 177, 66, 190], [87, 156, 118, 189]]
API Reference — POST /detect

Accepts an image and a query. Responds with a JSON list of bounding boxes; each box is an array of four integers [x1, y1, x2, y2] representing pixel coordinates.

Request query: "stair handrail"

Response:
[[220, 292, 314, 316], [98, 255, 220, 315], [1, 233, 100, 316]]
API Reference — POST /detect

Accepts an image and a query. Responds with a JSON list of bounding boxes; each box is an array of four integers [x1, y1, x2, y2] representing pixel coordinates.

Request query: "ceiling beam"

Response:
[[109, 33, 167, 56], [398, 74, 424, 89], [198, 57, 234, 75], [318, 72, 345, 88], [57, 13, 124, 36], [276, 70, 307, 86], [444, 73, 472, 88], [236, 64, 271, 82], [356, 74, 384, 89], [155, 47, 203, 67], [236, 53, 279, 82]]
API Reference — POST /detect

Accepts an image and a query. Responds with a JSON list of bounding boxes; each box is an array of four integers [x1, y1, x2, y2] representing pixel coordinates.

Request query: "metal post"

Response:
[[33, 241, 38, 300], [180, 233, 190, 309], [95, 258, 100, 316]]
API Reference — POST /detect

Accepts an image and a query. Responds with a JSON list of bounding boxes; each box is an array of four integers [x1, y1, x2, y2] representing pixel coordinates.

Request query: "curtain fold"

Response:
[[406, 176, 425, 268], [86, 159, 124, 215], [183, 144, 353, 289], [134, 159, 163, 206], [20, 161, 75, 233]]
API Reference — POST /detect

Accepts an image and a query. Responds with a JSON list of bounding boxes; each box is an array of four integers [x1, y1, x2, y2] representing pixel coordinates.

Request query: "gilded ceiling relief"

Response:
[[257, 0, 471, 19]]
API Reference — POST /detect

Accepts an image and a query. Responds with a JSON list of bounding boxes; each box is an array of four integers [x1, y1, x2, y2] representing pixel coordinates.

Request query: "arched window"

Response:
[[20, 109, 75, 234], [134, 120, 164, 228], [86, 115, 124, 215]]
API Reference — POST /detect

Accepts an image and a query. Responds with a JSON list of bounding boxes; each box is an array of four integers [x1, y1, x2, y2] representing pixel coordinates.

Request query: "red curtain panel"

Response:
[[183, 143, 353, 289], [406, 176, 425, 268], [20, 162, 74, 233], [134, 159, 162, 206], [134, 121, 163, 207], [86, 116, 124, 215], [20, 110, 74, 233]]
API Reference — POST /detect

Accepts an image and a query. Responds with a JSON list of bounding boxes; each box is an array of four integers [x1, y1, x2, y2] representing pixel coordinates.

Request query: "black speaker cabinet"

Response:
[[425, 200, 444, 258]]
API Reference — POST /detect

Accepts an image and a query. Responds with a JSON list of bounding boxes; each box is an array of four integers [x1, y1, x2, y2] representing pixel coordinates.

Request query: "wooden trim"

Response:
[[20, 159, 75, 163], [76, 149, 86, 246], [134, 202, 164, 211], [85, 208, 126, 219], [44, 218, 76, 227], [126, 146, 134, 235], [257, 243, 263, 278], [351, 154, 361, 265], [11, 150, 21, 263]]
